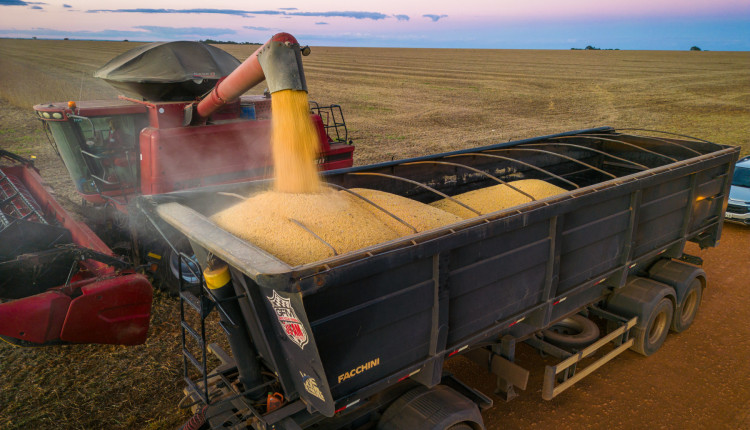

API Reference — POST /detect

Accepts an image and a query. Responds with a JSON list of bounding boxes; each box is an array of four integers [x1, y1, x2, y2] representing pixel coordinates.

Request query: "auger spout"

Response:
[[195, 32, 309, 121]]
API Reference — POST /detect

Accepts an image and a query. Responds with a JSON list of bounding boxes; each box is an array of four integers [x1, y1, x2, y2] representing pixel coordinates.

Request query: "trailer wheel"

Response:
[[542, 315, 600, 350], [632, 297, 673, 356], [647, 260, 705, 334], [671, 278, 702, 333]]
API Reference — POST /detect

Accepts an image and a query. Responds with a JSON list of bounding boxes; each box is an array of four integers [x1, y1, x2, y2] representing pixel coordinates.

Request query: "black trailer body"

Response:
[[142, 127, 738, 429]]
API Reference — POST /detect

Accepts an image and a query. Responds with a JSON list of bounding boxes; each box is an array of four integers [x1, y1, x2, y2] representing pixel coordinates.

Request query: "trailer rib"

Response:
[[528, 142, 650, 169], [487, 147, 618, 179], [616, 128, 722, 148], [445, 153, 581, 189], [328, 183, 419, 233], [348, 172, 483, 216], [402, 160, 538, 201], [289, 218, 339, 256], [548, 135, 679, 163]]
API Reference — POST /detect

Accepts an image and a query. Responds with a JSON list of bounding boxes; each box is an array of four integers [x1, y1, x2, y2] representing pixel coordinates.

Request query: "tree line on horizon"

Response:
[[200, 39, 261, 45], [571, 45, 704, 51]]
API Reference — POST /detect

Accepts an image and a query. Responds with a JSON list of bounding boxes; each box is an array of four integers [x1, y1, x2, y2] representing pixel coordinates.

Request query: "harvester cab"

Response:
[[33, 34, 355, 291], [35, 101, 147, 202]]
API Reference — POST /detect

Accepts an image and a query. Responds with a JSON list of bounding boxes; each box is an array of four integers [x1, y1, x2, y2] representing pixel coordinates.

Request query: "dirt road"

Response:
[[448, 222, 750, 429]]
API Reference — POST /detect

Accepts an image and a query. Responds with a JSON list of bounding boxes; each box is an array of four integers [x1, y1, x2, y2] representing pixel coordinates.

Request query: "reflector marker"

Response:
[[397, 368, 422, 382], [448, 345, 469, 357], [595, 278, 607, 285], [335, 398, 361, 414], [509, 317, 526, 327], [629, 263, 637, 269], [553, 296, 568, 306]]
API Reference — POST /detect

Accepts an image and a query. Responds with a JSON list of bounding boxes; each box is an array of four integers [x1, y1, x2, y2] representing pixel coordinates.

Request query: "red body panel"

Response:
[[138, 110, 353, 195], [60, 273, 152, 345], [0, 291, 71, 344], [140, 118, 273, 194], [146, 100, 190, 129], [321, 142, 355, 170]]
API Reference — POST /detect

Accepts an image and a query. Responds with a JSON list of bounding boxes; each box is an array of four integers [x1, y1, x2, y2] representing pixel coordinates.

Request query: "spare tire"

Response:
[[542, 314, 600, 350]]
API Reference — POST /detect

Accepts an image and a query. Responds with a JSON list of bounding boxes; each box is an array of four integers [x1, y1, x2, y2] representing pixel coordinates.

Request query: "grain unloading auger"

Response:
[[195, 32, 309, 120], [33, 33, 354, 293], [141, 128, 738, 429]]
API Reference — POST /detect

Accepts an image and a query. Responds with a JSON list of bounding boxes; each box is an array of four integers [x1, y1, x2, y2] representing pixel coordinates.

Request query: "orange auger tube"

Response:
[[196, 32, 307, 121]]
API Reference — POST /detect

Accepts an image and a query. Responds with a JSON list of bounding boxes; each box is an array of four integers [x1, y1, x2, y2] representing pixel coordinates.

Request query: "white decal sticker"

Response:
[[300, 371, 325, 401], [267, 290, 309, 350]]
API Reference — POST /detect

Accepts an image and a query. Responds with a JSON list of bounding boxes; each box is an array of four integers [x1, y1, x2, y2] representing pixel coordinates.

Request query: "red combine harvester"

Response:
[[0, 151, 152, 346], [32, 33, 354, 292]]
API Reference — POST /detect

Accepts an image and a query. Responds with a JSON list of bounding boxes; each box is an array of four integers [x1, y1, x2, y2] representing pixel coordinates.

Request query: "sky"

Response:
[[0, 0, 748, 50]]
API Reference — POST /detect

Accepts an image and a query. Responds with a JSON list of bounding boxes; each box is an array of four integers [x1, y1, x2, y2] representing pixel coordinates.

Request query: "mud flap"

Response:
[[377, 385, 484, 430]]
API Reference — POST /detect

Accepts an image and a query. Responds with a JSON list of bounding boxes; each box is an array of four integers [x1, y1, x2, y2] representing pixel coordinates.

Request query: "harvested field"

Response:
[[1, 39, 748, 160], [0, 38, 749, 429]]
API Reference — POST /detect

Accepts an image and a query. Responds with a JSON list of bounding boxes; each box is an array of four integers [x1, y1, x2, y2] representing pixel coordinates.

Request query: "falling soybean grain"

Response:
[[271, 89, 322, 194]]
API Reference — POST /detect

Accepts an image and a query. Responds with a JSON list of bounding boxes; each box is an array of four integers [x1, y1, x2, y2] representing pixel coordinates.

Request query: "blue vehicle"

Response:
[[726, 155, 750, 224]]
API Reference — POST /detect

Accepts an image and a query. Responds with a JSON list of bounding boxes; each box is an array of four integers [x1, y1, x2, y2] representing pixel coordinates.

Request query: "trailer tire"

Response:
[[606, 277, 676, 357], [671, 278, 702, 333], [447, 424, 474, 430], [631, 297, 673, 356], [647, 259, 705, 333], [542, 315, 600, 350]]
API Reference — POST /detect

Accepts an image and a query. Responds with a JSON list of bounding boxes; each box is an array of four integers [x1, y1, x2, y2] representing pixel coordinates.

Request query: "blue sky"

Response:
[[0, 0, 748, 50]]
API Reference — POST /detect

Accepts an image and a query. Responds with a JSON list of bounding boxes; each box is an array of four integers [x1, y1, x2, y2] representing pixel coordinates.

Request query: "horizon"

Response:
[[1, 0, 748, 51], [0, 37, 737, 52]]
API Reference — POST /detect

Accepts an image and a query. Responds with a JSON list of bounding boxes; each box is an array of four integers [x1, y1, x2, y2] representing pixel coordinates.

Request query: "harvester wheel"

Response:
[[151, 238, 201, 296]]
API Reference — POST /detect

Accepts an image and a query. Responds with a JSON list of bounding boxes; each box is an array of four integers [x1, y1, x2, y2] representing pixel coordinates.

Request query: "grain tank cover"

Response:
[[94, 41, 241, 101]]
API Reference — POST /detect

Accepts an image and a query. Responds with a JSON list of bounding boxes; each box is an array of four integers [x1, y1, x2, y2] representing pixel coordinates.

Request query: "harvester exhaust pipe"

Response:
[[195, 32, 309, 121]]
